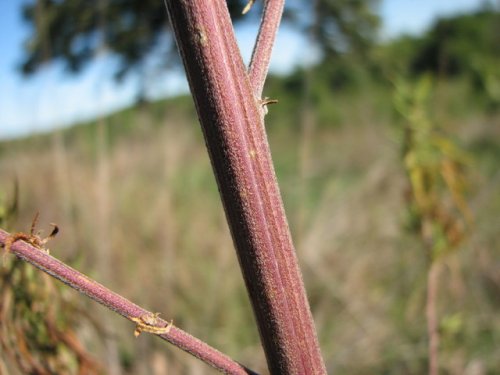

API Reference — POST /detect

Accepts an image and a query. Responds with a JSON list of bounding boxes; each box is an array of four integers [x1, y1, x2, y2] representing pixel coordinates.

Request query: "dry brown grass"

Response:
[[0, 99, 499, 374]]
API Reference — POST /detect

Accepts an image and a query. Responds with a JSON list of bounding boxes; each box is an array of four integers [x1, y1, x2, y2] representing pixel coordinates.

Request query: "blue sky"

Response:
[[0, 0, 489, 139]]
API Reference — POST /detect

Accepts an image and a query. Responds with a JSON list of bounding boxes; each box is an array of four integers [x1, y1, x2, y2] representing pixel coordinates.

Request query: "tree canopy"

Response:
[[312, 0, 380, 59], [410, 8, 500, 77], [20, 0, 381, 80]]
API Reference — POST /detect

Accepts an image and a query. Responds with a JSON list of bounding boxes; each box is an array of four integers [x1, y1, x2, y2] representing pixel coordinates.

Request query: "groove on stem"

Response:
[[164, 1, 326, 373]]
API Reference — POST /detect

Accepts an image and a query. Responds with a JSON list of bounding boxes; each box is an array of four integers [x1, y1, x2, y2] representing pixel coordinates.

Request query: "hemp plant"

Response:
[[0, 1, 326, 374]]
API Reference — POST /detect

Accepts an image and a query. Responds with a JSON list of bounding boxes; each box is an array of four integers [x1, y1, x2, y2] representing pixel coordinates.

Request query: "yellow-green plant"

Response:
[[394, 74, 472, 375]]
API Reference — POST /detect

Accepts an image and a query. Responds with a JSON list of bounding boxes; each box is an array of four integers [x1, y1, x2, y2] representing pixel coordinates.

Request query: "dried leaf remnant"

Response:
[[242, 0, 256, 15], [131, 312, 173, 337], [2, 212, 58, 262]]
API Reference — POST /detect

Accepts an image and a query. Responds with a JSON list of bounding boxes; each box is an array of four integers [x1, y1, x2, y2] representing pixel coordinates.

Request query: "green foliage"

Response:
[[309, 0, 381, 59], [21, 0, 168, 78], [264, 58, 389, 133], [20, 0, 381, 83], [376, 7, 500, 109], [20, 0, 250, 79], [470, 56, 500, 109], [374, 35, 423, 78], [410, 9, 500, 78], [394, 74, 472, 259]]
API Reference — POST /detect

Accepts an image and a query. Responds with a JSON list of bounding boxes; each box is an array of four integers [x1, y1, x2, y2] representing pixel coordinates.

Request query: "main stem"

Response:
[[164, 1, 326, 374]]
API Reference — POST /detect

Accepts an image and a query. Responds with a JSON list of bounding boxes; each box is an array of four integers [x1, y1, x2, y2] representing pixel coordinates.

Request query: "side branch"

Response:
[[247, 0, 285, 99], [0, 229, 256, 375]]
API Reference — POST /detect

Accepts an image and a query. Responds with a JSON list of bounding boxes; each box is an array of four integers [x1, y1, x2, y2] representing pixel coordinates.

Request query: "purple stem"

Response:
[[248, 0, 285, 99], [0, 229, 257, 375], [164, 1, 326, 373]]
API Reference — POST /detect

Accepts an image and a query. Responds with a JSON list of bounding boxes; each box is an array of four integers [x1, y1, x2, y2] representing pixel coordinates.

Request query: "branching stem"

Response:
[[247, 0, 285, 99], [0, 229, 257, 375]]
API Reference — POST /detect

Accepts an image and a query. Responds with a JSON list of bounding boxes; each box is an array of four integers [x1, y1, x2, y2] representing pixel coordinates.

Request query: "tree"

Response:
[[310, 0, 380, 60], [20, 0, 381, 80], [20, 0, 249, 80], [410, 8, 500, 77]]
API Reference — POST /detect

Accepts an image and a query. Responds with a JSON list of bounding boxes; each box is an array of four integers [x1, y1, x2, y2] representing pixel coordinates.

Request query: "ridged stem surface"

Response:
[[0, 229, 256, 375], [164, 1, 326, 373]]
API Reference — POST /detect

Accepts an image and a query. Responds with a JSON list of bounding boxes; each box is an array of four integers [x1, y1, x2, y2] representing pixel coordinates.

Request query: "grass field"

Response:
[[1, 77, 499, 374]]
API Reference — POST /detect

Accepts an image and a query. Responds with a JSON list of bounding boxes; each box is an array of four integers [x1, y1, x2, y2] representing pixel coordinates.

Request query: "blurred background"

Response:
[[0, 0, 499, 374]]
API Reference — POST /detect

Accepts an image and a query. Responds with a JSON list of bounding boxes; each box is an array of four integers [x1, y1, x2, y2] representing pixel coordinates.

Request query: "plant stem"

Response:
[[426, 260, 440, 375], [247, 0, 285, 99], [164, 1, 326, 373], [0, 229, 257, 375]]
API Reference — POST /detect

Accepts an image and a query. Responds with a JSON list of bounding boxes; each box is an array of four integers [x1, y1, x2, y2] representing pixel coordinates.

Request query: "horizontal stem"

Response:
[[0, 229, 257, 375]]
